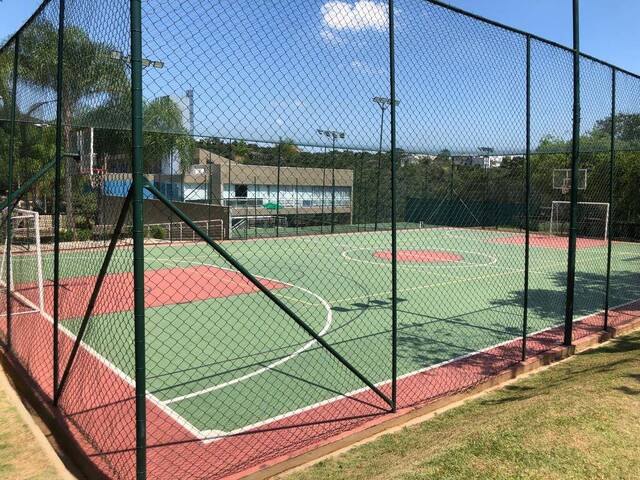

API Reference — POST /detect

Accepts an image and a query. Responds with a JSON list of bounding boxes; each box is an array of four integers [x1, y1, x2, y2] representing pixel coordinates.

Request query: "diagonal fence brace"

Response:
[[0, 158, 56, 212], [144, 181, 394, 410], [0, 153, 79, 212], [54, 186, 133, 404]]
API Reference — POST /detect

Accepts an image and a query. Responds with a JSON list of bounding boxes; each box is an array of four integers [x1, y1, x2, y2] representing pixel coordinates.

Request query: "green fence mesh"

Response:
[[0, 0, 638, 479]]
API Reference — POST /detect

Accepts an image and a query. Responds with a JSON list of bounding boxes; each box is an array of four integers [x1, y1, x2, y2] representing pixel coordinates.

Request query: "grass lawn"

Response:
[[0, 371, 64, 480], [284, 331, 640, 480]]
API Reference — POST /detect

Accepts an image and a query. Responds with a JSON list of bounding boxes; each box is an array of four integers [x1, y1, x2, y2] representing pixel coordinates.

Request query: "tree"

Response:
[[231, 140, 249, 161], [19, 21, 129, 236], [592, 113, 640, 147], [143, 96, 195, 174], [279, 138, 299, 160]]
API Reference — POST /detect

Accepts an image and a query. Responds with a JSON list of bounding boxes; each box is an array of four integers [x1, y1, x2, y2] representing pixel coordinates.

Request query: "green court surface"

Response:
[[48, 227, 640, 435]]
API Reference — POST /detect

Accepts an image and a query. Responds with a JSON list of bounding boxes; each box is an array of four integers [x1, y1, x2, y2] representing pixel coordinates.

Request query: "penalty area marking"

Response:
[[157, 259, 334, 410]]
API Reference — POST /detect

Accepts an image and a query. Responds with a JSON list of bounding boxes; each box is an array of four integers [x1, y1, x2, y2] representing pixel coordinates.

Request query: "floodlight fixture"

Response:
[[317, 129, 345, 140], [110, 50, 164, 69], [373, 96, 400, 109]]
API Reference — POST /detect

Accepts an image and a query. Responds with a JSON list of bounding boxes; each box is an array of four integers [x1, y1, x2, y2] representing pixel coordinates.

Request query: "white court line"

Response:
[[5, 289, 209, 439], [197, 296, 640, 441], [151, 258, 334, 406], [332, 243, 638, 306], [163, 278, 333, 404]]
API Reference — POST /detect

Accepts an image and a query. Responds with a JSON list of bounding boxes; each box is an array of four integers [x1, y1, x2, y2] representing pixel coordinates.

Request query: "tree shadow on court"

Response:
[[396, 304, 523, 376], [393, 267, 639, 384], [490, 269, 640, 327]]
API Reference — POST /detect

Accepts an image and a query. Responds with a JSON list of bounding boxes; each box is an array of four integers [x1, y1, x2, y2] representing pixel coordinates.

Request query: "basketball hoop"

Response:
[[561, 177, 571, 195]]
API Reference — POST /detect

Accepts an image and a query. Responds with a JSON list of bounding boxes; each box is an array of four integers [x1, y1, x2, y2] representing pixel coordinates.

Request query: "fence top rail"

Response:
[[0, 0, 53, 56], [424, 0, 640, 80], [0, 1, 639, 86]]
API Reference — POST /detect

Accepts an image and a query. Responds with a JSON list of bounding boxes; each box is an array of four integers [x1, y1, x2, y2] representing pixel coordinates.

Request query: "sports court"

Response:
[[5, 225, 639, 438]]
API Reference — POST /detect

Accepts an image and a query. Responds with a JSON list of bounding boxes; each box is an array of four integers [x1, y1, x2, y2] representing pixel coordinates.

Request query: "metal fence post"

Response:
[[207, 153, 212, 237], [130, 0, 147, 478], [449, 156, 454, 200], [389, 0, 398, 412], [320, 147, 326, 234], [356, 153, 364, 231], [564, 0, 581, 346], [330, 137, 336, 234], [5, 33, 20, 351], [295, 178, 299, 236], [276, 141, 281, 237], [253, 176, 258, 237], [53, 0, 66, 401], [604, 67, 616, 330], [522, 34, 531, 361]]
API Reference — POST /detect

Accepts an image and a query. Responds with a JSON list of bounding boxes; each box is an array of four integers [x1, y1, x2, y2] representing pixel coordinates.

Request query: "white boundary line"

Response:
[[199, 297, 640, 442], [4, 280, 210, 440], [163, 269, 333, 404]]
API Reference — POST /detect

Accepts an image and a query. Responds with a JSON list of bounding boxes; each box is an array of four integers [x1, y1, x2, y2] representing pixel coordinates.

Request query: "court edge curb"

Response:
[[0, 314, 638, 480], [0, 350, 108, 480], [239, 315, 640, 480]]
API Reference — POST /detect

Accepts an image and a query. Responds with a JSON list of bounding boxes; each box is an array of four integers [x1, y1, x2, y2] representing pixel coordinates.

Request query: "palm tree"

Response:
[[19, 21, 128, 236], [143, 96, 194, 174]]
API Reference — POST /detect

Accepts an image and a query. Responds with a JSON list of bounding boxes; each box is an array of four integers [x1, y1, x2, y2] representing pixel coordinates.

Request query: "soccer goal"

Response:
[[0, 208, 45, 317], [550, 201, 610, 240]]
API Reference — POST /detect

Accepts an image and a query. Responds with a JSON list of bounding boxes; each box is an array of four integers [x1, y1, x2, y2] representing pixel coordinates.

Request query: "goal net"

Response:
[[0, 208, 46, 317], [231, 215, 287, 237], [550, 201, 610, 240]]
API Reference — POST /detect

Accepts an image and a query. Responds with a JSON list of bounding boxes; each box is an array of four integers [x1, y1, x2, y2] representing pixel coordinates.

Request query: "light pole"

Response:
[[373, 96, 399, 231], [317, 129, 345, 234]]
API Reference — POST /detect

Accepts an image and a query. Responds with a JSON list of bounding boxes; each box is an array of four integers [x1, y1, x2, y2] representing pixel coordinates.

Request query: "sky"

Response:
[[2, 0, 639, 73], [2, 0, 639, 154]]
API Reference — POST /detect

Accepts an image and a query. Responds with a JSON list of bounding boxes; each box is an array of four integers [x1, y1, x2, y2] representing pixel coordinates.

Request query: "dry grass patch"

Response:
[[0, 373, 64, 480]]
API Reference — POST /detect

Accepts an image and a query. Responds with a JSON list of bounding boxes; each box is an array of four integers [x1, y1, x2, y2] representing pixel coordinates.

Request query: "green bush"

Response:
[[147, 224, 168, 240], [76, 228, 93, 241], [59, 228, 93, 242]]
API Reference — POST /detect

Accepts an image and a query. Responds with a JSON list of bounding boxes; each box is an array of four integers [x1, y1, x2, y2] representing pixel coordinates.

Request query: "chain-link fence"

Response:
[[0, 0, 639, 479]]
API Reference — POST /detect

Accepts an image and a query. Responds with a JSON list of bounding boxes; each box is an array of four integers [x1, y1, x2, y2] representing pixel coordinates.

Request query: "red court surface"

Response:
[[19, 265, 287, 321], [374, 249, 464, 263], [3, 290, 637, 479], [491, 234, 607, 249]]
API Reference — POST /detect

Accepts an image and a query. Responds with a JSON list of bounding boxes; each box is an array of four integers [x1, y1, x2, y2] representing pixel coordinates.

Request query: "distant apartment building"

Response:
[[104, 148, 354, 223], [452, 155, 505, 168]]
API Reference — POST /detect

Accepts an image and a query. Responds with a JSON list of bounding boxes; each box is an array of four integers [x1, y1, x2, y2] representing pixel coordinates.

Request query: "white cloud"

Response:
[[350, 59, 385, 76], [319, 29, 337, 42], [321, 1, 388, 31]]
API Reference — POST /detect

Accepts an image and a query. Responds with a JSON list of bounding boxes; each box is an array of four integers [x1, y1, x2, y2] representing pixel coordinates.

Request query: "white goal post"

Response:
[[0, 208, 45, 316], [550, 201, 610, 240]]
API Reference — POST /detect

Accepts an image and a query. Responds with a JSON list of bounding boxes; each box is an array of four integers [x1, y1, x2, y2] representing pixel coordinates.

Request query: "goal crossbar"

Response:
[[0, 208, 45, 316], [549, 201, 610, 240]]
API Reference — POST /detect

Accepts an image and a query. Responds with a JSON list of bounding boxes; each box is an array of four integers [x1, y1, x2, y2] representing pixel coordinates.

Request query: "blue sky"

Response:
[[2, 0, 639, 153], [3, 0, 639, 73]]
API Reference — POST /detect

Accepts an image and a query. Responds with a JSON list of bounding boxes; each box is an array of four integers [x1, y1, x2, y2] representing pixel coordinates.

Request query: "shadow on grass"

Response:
[[479, 333, 640, 406]]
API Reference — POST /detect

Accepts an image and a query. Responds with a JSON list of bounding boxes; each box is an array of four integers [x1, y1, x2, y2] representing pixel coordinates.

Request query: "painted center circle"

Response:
[[373, 250, 464, 263]]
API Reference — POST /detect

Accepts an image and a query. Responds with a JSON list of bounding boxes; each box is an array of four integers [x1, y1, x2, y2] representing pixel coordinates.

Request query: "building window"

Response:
[[235, 184, 248, 197]]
